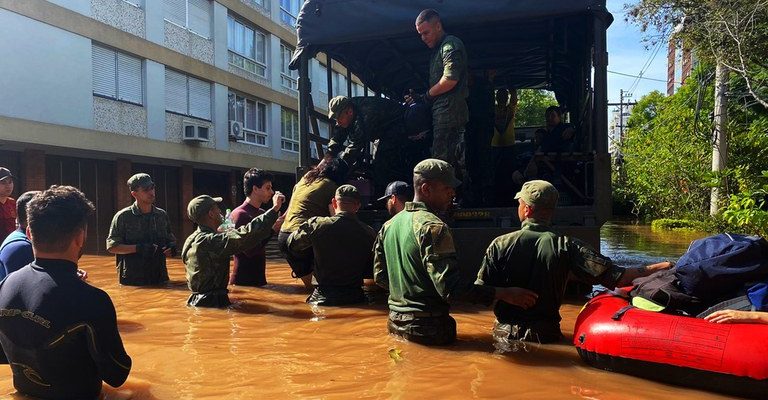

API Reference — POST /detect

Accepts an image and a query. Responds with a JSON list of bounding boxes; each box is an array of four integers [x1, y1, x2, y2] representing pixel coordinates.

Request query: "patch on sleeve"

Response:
[[428, 223, 456, 255], [441, 41, 455, 55]]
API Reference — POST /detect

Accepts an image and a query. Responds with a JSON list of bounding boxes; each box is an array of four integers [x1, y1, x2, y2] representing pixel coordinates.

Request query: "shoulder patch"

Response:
[[428, 223, 456, 255], [441, 42, 455, 54]]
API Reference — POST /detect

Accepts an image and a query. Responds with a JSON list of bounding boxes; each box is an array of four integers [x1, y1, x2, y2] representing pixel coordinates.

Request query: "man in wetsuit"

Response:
[[0, 186, 132, 399]]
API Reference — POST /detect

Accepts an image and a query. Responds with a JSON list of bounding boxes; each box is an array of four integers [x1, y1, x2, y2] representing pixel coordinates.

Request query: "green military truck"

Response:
[[289, 0, 614, 274]]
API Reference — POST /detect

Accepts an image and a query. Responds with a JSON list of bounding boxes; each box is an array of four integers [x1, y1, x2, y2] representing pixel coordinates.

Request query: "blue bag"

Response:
[[675, 233, 768, 300]]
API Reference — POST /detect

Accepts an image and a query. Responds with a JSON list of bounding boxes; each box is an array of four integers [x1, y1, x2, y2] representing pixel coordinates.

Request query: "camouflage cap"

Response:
[[335, 184, 360, 202], [328, 96, 351, 120], [187, 195, 223, 224], [0, 167, 14, 182], [515, 180, 559, 209], [128, 173, 154, 191], [413, 159, 461, 188]]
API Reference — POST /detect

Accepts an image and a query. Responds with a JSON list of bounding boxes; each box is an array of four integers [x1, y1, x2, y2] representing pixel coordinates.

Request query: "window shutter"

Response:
[[117, 53, 143, 104], [163, 0, 186, 26], [188, 0, 211, 38], [92, 45, 116, 98], [188, 77, 211, 119], [245, 100, 256, 130], [257, 102, 267, 132], [256, 32, 266, 64], [165, 69, 188, 114]]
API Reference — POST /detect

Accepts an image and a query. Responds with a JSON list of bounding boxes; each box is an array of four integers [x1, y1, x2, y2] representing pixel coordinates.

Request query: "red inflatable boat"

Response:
[[574, 294, 768, 398]]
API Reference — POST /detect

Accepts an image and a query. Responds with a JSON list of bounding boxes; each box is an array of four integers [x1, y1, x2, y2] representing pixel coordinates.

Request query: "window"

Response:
[[280, 0, 300, 27], [280, 44, 298, 91], [227, 16, 267, 77], [281, 108, 299, 152], [332, 71, 348, 96], [354, 83, 364, 97], [163, 0, 211, 38], [165, 69, 211, 120], [229, 92, 268, 146], [92, 44, 143, 105]]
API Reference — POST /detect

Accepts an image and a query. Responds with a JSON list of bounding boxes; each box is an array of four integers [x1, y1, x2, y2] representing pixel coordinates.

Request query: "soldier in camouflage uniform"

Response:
[[327, 95, 412, 197], [182, 192, 284, 308], [288, 185, 376, 306], [373, 159, 538, 345], [408, 9, 469, 183], [476, 180, 673, 343], [107, 173, 176, 286]]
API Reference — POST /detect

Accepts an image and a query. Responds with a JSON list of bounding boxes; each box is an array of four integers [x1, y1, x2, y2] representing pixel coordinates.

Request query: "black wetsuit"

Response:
[[0, 259, 132, 399]]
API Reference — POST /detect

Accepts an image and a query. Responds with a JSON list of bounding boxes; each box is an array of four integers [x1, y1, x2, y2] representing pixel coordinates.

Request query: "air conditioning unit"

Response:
[[182, 121, 210, 142], [228, 120, 244, 141]]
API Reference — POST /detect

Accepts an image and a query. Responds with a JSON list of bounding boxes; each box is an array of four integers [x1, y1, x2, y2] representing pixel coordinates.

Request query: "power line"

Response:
[[608, 70, 669, 83], [628, 34, 667, 94]]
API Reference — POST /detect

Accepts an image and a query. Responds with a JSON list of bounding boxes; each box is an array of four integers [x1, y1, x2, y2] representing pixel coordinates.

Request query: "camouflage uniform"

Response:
[[429, 34, 469, 180], [182, 208, 277, 307], [327, 97, 411, 196], [475, 219, 624, 343], [288, 210, 376, 306], [373, 201, 494, 345], [106, 203, 176, 286]]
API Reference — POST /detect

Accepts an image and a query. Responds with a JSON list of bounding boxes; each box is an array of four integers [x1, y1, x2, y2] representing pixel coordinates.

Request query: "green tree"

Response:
[[514, 89, 558, 127]]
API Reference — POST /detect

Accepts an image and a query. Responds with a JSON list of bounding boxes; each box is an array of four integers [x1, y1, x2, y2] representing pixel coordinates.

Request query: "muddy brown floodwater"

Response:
[[1, 250, 738, 399]]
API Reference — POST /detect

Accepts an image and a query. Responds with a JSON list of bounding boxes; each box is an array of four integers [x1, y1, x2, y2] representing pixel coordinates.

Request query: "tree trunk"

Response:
[[710, 62, 729, 216]]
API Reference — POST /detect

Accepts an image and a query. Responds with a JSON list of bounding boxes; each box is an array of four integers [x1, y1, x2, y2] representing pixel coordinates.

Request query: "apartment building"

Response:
[[0, 0, 367, 253]]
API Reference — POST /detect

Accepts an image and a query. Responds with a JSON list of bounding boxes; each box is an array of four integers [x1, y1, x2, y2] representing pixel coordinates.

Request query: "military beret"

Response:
[[328, 96, 352, 120], [127, 173, 154, 191], [187, 195, 223, 224], [413, 159, 461, 188], [515, 180, 559, 209], [335, 184, 360, 201]]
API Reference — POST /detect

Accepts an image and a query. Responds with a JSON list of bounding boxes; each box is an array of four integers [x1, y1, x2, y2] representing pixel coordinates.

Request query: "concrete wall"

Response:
[[0, 9, 93, 129]]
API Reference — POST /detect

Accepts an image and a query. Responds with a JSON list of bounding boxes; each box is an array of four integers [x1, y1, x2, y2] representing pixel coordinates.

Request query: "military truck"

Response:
[[289, 0, 614, 271]]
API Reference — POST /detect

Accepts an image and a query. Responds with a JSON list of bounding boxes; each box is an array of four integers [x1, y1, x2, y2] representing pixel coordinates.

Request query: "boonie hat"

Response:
[[0, 167, 15, 182], [328, 96, 351, 120], [515, 180, 559, 209], [335, 184, 360, 202], [187, 195, 223, 224], [128, 173, 154, 191], [377, 181, 411, 201], [413, 159, 461, 188]]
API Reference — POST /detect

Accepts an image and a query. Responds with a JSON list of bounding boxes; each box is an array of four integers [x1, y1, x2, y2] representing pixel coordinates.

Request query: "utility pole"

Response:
[[618, 89, 632, 142], [710, 62, 730, 216]]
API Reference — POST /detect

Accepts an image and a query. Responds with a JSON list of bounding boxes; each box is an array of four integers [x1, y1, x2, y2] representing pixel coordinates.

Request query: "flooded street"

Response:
[[1, 224, 738, 399]]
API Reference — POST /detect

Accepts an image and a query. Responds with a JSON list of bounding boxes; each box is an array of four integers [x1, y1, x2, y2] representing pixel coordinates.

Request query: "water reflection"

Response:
[[600, 221, 707, 268]]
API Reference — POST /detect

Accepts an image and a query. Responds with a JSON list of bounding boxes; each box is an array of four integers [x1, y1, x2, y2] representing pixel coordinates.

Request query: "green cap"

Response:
[[514, 180, 558, 209], [335, 184, 360, 201], [128, 173, 154, 191], [328, 96, 351, 120], [413, 159, 461, 188], [187, 195, 223, 224]]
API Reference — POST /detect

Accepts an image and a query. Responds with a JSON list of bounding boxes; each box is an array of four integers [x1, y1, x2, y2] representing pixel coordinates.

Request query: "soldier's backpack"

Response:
[[675, 233, 768, 301]]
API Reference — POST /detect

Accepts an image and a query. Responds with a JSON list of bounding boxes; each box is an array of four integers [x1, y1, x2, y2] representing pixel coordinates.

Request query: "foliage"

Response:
[[721, 171, 768, 237], [651, 218, 703, 231], [615, 68, 714, 218], [514, 89, 558, 127], [626, 0, 768, 108]]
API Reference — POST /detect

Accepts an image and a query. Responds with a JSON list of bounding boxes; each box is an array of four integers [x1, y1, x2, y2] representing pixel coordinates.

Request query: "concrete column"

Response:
[[270, 103, 283, 158], [269, 35, 282, 92], [213, 83, 229, 151], [180, 165, 194, 239], [212, 2, 228, 70], [115, 158, 132, 208], [21, 149, 46, 192], [144, 0, 164, 45]]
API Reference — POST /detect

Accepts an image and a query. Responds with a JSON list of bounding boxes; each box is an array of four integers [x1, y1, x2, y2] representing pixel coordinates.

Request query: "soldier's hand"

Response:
[[272, 211, 285, 233], [272, 191, 286, 211], [76, 269, 88, 281], [496, 287, 538, 309]]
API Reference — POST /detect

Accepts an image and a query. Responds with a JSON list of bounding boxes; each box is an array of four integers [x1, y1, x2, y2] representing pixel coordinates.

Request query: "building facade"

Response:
[[0, 0, 366, 253]]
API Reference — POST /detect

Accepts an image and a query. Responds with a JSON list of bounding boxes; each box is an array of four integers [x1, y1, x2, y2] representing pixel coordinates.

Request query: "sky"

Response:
[[606, 0, 669, 104]]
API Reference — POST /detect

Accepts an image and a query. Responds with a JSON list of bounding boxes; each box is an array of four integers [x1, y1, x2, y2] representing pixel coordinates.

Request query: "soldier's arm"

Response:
[[287, 217, 322, 252], [216, 208, 279, 257], [326, 129, 348, 157], [339, 122, 365, 162], [428, 41, 465, 98], [106, 213, 137, 255], [421, 222, 468, 301], [474, 239, 502, 286], [564, 236, 647, 288], [373, 226, 389, 289]]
